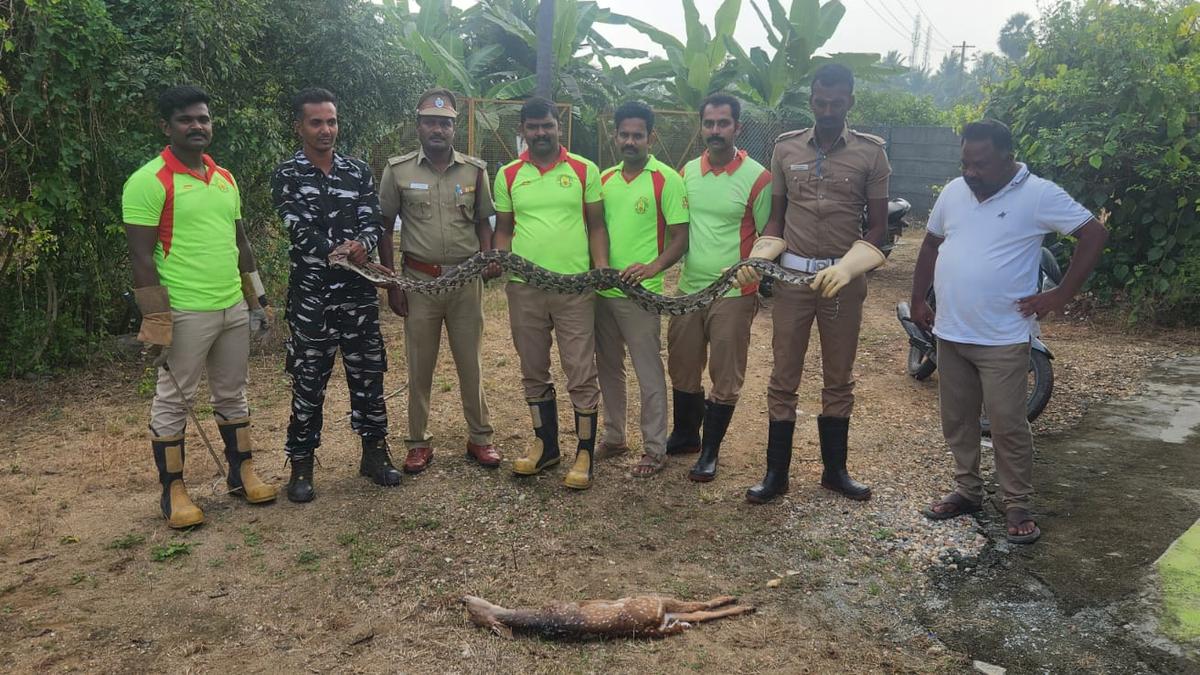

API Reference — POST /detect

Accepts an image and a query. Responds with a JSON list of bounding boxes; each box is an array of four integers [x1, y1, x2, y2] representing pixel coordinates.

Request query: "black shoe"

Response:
[[688, 400, 735, 482], [746, 420, 794, 504], [286, 454, 316, 503], [666, 389, 704, 455], [818, 416, 871, 500], [360, 437, 402, 486]]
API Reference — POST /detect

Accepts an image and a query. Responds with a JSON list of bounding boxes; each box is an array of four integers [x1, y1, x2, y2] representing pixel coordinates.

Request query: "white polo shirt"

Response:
[[928, 163, 1092, 346]]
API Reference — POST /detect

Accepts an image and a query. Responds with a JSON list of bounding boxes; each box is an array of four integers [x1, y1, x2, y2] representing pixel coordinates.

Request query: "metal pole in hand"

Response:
[[159, 355, 227, 478]]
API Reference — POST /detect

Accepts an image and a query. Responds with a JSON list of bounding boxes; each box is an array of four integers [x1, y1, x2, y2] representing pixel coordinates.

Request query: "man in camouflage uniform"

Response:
[[271, 87, 402, 503], [378, 88, 502, 474]]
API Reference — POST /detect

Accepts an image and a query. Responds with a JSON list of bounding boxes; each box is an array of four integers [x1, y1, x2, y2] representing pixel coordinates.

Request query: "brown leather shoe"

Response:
[[403, 446, 433, 474], [466, 441, 501, 468], [595, 442, 630, 460]]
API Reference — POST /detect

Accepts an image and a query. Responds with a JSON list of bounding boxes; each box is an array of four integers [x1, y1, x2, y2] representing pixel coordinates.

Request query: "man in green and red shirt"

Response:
[[596, 101, 689, 477], [493, 97, 610, 490], [123, 85, 277, 529], [667, 93, 772, 484]]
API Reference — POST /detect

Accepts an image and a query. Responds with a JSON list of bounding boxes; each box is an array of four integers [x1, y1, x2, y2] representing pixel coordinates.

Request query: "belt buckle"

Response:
[[814, 260, 831, 272]]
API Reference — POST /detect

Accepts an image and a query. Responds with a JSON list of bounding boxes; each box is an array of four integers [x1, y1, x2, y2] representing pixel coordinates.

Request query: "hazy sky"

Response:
[[449, 0, 1045, 68]]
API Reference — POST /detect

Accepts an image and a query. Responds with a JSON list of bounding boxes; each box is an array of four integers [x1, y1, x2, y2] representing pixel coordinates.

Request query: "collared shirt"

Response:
[[378, 147, 495, 266], [122, 147, 243, 311], [271, 149, 383, 329], [598, 154, 689, 297], [770, 126, 891, 258], [928, 163, 1093, 346], [679, 149, 772, 297], [494, 145, 602, 276]]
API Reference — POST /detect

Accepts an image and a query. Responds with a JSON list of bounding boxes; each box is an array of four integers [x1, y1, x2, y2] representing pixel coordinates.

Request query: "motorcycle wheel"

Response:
[[908, 345, 937, 381], [980, 350, 1055, 435]]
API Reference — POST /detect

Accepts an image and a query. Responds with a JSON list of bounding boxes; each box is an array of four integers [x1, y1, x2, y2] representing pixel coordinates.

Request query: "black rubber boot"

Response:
[[688, 400, 735, 482], [746, 420, 795, 504], [360, 437, 402, 486], [818, 416, 871, 501], [286, 454, 316, 503], [564, 408, 598, 489], [513, 395, 561, 475], [216, 417, 277, 503], [666, 388, 704, 455]]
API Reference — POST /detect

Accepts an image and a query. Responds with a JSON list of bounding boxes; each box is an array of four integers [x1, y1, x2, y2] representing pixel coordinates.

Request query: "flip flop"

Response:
[[921, 492, 982, 520], [631, 453, 666, 477], [1005, 507, 1042, 544]]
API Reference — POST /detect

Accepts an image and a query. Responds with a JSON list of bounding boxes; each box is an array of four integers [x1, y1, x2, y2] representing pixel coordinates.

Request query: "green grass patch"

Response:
[[106, 533, 146, 550], [150, 541, 194, 562]]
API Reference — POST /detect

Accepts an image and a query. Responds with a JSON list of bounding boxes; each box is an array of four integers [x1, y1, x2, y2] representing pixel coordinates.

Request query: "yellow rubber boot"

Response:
[[151, 435, 205, 529], [564, 409, 598, 490], [513, 397, 560, 475], [216, 417, 278, 504]]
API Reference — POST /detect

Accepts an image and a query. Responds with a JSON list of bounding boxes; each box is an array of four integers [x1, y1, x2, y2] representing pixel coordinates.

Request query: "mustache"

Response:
[[707, 136, 725, 143]]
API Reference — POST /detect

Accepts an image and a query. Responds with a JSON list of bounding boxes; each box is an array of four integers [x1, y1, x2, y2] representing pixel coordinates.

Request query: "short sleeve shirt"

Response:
[[122, 147, 243, 311], [928, 164, 1094, 346], [770, 127, 891, 258], [494, 146, 601, 276], [598, 154, 688, 297], [378, 148, 495, 265], [679, 150, 772, 297]]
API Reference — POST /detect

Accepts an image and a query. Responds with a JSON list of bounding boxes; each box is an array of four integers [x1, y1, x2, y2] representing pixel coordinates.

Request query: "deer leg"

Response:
[[660, 595, 738, 613], [665, 604, 755, 624]]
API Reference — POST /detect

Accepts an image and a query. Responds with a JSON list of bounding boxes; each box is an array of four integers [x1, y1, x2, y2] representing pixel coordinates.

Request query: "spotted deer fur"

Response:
[[461, 595, 754, 639]]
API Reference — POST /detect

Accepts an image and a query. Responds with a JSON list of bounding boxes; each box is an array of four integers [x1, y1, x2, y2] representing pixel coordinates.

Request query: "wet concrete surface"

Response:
[[919, 357, 1200, 674]]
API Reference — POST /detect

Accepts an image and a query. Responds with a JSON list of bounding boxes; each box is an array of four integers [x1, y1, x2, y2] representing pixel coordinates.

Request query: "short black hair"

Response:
[[158, 85, 210, 121], [699, 93, 741, 122], [811, 63, 855, 93], [292, 87, 337, 120], [520, 97, 558, 123], [961, 119, 1013, 153], [614, 101, 654, 134]]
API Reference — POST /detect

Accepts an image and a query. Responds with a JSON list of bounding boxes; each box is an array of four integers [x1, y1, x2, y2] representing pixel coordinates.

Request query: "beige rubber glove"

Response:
[[732, 236, 786, 288], [241, 271, 271, 339], [810, 239, 886, 298], [134, 285, 172, 346]]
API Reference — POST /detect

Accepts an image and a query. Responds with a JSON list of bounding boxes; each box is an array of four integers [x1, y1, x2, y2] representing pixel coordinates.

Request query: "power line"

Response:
[[894, 0, 954, 49], [861, 0, 916, 43], [910, 0, 955, 48]]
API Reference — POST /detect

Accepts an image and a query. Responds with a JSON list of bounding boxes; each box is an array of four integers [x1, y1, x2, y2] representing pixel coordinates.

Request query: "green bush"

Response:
[[0, 0, 428, 375], [987, 0, 1200, 323], [850, 88, 946, 127]]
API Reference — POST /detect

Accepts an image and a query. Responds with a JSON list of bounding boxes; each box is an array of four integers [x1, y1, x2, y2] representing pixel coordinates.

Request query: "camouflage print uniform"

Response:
[[271, 149, 387, 458]]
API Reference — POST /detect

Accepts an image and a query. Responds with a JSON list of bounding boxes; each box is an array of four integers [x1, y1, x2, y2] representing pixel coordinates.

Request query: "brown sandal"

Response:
[[921, 492, 982, 520], [631, 453, 666, 477], [1005, 508, 1042, 544]]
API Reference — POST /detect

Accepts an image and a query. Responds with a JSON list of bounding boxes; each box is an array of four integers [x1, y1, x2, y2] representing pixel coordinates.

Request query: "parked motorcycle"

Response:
[[896, 242, 1064, 428]]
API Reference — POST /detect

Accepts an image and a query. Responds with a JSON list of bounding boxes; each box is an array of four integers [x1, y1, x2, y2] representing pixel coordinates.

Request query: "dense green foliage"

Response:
[[987, 0, 1200, 322], [0, 0, 427, 375], [850, 89, 945, 127]]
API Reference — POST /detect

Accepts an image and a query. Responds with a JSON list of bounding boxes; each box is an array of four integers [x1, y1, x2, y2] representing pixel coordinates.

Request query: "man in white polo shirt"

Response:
[[910, 119, 1108, 544]]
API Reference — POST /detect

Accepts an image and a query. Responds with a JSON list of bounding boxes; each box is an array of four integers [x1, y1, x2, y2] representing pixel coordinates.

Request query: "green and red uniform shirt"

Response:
[[679, 149, 772, 297], [598, 154, 689, 298], [494, 146, 601, 278], [122, 147, 242, 311]]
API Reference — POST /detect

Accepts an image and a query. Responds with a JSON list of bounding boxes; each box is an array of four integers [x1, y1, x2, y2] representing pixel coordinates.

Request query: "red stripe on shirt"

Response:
[[600, 167, 618, 185], [651, 169, 667, 254], [154, 164, 175, 258], [737, 169, 773, 295], [564, 154, 590, 223], [503, 161, 524, 195]]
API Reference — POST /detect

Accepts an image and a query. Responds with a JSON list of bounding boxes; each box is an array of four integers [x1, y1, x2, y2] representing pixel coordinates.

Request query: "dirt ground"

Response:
[[1, 235, 1196, 673]]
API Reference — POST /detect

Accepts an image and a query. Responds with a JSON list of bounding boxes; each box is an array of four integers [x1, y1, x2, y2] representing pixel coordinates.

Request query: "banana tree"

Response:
[[601, 0, 743, 110], [724, 0, 895, 108]]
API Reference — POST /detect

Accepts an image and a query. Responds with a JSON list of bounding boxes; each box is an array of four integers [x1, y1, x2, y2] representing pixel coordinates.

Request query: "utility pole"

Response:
[[909, 14, 922, 69], [955, 41, 976, 76], [535, 0, 554, 98], [922, 26, 932, 72]]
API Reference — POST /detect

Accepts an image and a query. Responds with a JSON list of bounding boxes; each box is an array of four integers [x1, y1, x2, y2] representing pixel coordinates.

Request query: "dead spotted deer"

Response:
[[461, 595, 754, 639]]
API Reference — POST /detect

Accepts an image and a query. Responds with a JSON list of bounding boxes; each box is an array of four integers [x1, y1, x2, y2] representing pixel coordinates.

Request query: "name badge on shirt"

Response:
[[409, 182, 430, 190], [790, 163, 810, 171]]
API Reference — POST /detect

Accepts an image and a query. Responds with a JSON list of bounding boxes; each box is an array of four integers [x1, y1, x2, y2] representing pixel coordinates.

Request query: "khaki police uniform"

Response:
[[767, 126, 890, 421], [379, 146, 496, 450]]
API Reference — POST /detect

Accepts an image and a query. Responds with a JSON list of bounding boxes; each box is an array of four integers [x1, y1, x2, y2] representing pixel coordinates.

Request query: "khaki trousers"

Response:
[[506, 282, 600, 411], [666, 293, 758, 405], [404, 269, 492, 449], [150, 300, 250, 437], [767, 275, 866, 420], [937, 338, 1034, 511], [595, 296, 667, 458]]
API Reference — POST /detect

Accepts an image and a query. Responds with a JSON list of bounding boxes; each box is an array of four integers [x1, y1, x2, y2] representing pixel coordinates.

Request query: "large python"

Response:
[[330, 250, 817, 316]]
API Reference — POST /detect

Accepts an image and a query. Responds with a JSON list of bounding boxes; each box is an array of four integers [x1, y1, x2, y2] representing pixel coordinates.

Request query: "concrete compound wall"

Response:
[[857, 125, 961, 217]]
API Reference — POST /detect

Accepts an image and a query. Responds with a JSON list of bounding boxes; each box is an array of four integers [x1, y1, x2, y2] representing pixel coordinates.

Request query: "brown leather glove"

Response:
[[134, 285, 172, 346]]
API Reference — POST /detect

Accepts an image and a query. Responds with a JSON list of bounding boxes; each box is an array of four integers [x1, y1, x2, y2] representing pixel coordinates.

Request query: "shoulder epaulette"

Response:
[[460, 154, 487, 170], [850, 130, 887, 146], [775, 128, 810, 142], [387, 150, 419, 166]]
